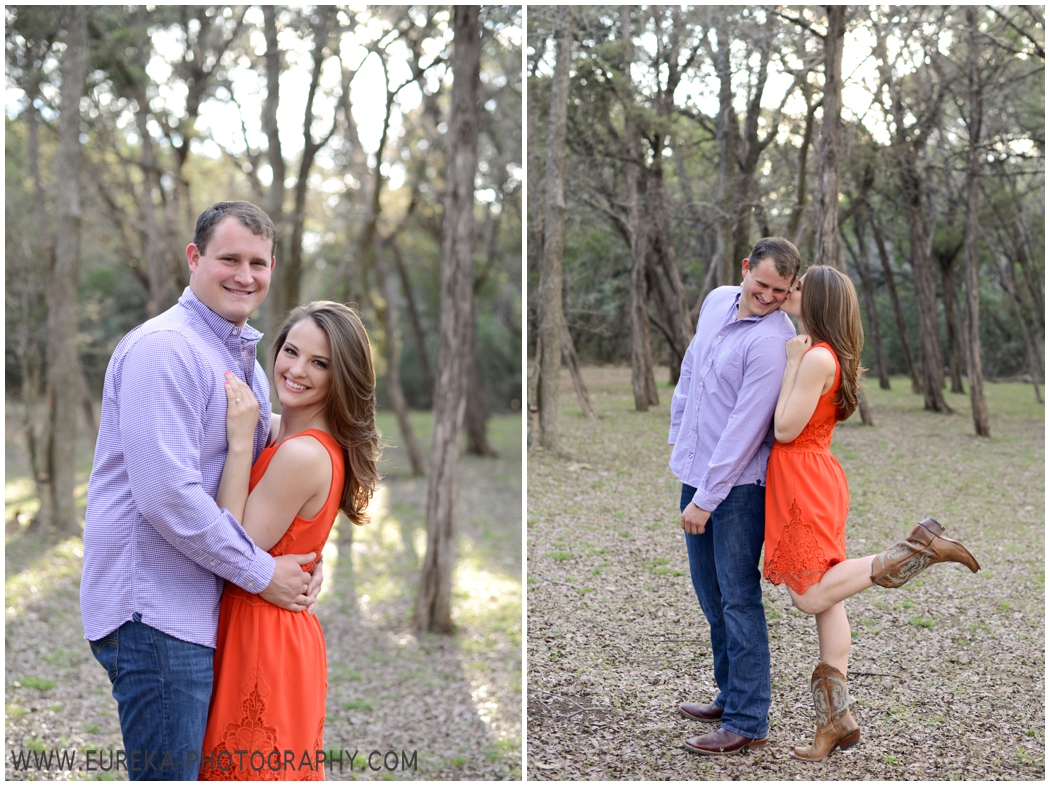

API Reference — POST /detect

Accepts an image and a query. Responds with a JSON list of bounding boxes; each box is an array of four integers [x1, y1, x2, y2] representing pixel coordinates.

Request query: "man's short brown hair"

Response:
[[193, 201, 277, 258], [748, 237, 801, 280]]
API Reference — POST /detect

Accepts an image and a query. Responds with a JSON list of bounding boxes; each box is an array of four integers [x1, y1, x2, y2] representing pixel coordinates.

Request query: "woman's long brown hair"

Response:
[[800, 266, 865, 421], [271, 301, 381, 525]]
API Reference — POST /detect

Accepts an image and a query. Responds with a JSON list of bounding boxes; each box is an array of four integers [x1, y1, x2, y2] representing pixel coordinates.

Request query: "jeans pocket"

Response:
[[89, 636, 119, 682]]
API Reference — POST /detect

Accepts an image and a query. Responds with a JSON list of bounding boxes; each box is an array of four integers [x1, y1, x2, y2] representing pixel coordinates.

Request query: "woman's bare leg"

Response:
[[788, 555, 876, 615], [815, 601, 850, 676]]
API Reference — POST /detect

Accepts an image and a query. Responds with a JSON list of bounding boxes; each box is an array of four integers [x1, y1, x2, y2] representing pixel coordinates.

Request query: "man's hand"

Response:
[[304, 560, 324, 615], [258, 552, 316, 612], [681, 502, 711, 535]]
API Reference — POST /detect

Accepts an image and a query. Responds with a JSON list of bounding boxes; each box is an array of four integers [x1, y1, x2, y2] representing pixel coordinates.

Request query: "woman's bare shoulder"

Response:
[[267, 433, 333, 486], [805, 344, 837, 370]]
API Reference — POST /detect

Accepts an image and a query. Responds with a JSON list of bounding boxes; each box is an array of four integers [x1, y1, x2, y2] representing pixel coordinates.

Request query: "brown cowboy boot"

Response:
[[792, 662, 860, 762], [871, 518, 981, 588]]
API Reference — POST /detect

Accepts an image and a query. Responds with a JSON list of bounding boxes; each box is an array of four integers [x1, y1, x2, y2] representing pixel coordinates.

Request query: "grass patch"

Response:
[[17, 676, 56, 691]]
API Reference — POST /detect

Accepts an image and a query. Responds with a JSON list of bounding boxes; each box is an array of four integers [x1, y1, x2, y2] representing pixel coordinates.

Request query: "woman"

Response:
[[763, 266, 980, 762], [199, 301, 380, 780]]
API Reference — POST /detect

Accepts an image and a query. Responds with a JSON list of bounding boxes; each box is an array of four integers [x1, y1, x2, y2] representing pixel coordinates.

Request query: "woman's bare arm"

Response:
[[774, 342, 836, 443]]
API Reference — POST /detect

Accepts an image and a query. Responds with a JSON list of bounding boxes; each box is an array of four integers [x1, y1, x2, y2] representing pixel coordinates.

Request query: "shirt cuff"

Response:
[[691, 488, 724, 513], [668, 427, 680, 444], [231, 550, 276, 595]]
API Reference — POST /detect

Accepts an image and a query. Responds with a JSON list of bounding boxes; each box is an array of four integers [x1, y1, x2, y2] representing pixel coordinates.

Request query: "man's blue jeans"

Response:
[[89, 613, 213, 780], [681, 482, 770, 739]]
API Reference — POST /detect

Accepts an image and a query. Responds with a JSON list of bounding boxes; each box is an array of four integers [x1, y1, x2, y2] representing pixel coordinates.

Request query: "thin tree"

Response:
[[810, 7, 874, 425], [415, 6, 481, 634], [870, 213, 921, 392], [961, 4, 991, 434], [813, 6, 845, 271], [873, 12, 952, 413], [845, 208, 891, 390], [47, 5, 88, 533], [537, 7, 573, 450], [622, 6, 659, 411]]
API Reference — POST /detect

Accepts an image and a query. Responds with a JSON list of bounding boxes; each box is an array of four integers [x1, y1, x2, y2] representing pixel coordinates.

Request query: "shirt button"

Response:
[[247, 581, 254, 588], [210, 560, 216, 566]]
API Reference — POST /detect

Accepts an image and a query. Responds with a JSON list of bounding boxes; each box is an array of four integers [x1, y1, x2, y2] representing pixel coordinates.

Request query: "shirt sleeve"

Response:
[[691, 334, 788, 511], [118, 331, 276, 592], [669, 314, 703, 444]]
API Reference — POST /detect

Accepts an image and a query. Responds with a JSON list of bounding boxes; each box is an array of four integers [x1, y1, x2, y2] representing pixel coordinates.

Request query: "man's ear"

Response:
[[186, 243, 201, 275], [741, 257, 751, 278]]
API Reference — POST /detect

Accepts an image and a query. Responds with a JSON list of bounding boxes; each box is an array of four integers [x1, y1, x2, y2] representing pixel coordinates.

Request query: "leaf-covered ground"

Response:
[[527, 367, 1044, 780], [5, 405, 522, 781]]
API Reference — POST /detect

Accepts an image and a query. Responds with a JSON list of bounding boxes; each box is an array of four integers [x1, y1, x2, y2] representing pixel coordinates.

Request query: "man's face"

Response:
[[186, 218, 274, 327], [738, 256, 795, 319]]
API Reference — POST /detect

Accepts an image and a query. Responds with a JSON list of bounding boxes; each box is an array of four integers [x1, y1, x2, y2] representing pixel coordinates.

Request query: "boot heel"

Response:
[[837, 729, 861, 750]]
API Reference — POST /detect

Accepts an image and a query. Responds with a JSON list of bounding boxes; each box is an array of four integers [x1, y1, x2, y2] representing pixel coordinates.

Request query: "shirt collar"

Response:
[[178, 287, 263, 345]]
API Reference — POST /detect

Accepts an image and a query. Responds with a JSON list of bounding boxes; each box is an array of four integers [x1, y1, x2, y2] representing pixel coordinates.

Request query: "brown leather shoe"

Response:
[[871, 518, 981, 588], [680, 701, 723, 723], [683, 727, 767, 756]]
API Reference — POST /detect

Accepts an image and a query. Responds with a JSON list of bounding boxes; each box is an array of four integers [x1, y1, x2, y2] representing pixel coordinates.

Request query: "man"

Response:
[[81, 202, 322, 780], [668, 237, 800, 755]]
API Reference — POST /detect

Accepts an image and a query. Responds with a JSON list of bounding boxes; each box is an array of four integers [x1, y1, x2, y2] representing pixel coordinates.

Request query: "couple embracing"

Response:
[[80, 201, 380, 780], [669, 237, 980, 760]]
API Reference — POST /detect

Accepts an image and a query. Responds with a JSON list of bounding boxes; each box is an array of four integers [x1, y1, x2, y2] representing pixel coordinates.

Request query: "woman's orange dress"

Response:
[[200, 429, 344, 781], [763, 342, 850, 595]]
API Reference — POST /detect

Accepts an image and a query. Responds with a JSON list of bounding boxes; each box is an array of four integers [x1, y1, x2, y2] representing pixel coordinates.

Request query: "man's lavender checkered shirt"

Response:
[[668, 286, 797, 512], [81, 288, 276, 649]]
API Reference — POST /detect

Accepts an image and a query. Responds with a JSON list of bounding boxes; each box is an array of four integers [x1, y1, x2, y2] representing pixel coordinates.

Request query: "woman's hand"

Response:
[[786, 334, 812, 364], [223, 371, 259, 451]]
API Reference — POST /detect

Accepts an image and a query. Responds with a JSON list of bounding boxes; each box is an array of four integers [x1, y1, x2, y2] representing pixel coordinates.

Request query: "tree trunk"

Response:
[[133, 7, 173, 319], [646, 162, 692, 383], [464, 302, 496, 457], [374, 246, 425, 475], [937, 249, 966, 394], [813, 5, 846, 271], [711, 18, 740, 287], [389, 240, 435, 403], [537, 9, 573, 451], [814, 7, 873, 424], [870, 215, 921, 393], [562, 323, 595, 419], [26, 94, 55, 529], [284, 9, 338, 315], [527, 340, 541, 450], [998, 255, 1043, 404], [851, 215, 891, 390], [787, 84, 818, 242], [47, 5, 88, 533], [260, 5, 287, 364], [622, 6, 658, 410], [900, 160, 951, 413], [415, 6, 480, 634]]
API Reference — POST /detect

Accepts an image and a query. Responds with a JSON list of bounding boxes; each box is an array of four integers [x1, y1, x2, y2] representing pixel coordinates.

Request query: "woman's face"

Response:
[[782, 274, 804, 318], [273, 318, 332, 412]]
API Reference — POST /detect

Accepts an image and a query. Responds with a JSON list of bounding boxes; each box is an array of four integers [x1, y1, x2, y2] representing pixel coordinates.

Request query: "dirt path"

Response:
[[527, 367, 1044, 780], [5, 408, 522, 781]]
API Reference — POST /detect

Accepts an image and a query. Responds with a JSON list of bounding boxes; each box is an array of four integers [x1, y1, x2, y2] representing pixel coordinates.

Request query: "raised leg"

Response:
[[788, 556, 875, 615]]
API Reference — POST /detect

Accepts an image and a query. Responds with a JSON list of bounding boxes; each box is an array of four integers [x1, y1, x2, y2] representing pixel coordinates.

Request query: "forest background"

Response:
[[527, 4, 1043, 431], [6, 5, 523, 780]]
